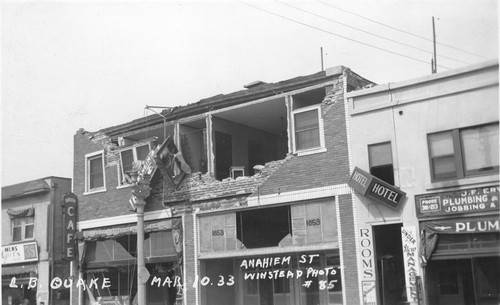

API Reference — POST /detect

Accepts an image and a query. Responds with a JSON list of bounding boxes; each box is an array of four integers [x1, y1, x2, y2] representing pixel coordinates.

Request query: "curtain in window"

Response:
[[461, 124, 499, 172]]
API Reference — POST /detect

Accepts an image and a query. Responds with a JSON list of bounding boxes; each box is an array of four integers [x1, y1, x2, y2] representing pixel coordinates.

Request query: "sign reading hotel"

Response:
[[62, 192, 78, 260], [1, 242, 38, 265], [348, 167, 406, 209], [415, 185, 499, 218]]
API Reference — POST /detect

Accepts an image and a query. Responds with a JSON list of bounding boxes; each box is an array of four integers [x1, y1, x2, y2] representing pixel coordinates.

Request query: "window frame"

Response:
[[117, 143, 152, 187], [84, 150, 106, 194], [427, 123, 499, 182], [12, 216, 35, 242], [368, 141, 395, 185], [291, 104, 326, 156]]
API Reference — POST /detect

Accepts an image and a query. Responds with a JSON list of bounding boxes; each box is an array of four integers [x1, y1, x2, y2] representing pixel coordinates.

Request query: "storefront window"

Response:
[[426, 257, 500, 305], [200, 251, 341, 305], [237, 205, 291, 249], [474, 257, 500, 303], [438, 269, 459, 294]]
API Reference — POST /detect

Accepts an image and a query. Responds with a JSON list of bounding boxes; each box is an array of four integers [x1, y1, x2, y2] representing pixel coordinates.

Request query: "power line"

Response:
[[239, 1, 451, 70], [275, 0, 470, 65], [315, 0, 487, 59]]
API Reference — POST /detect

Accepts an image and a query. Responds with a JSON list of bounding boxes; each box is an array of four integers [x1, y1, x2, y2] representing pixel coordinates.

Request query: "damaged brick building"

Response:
[[73, 66, 375, 305]]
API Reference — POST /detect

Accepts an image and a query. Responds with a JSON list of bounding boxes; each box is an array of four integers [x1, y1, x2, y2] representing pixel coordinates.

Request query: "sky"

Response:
[[1, 0, 498, 187]]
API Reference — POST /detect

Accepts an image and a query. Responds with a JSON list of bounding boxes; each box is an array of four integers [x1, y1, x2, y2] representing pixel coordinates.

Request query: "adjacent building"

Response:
[[347, 59, 499, 305], [2, 177, 72, 305], [73, 66, 375, 305]]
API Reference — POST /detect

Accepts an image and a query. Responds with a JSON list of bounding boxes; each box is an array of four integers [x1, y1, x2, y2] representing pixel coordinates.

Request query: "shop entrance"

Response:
[[426, 257, 500, 305], [373, 223, 406, 305]]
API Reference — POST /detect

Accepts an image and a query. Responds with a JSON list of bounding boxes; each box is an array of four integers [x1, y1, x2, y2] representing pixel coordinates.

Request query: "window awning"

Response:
[[76, 218, 181, 241], [7, 207, 35, 218], [2, 264, 37, 276]]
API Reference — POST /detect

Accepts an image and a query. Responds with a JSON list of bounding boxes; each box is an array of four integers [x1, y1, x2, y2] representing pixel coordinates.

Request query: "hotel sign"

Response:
[[348, 167, 406, 209], [1, 242, 38, 265], [415, 185, 499, 218]]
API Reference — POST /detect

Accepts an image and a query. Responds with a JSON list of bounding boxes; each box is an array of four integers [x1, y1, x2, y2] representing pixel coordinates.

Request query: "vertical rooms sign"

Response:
[[62, 193, 78, 260]]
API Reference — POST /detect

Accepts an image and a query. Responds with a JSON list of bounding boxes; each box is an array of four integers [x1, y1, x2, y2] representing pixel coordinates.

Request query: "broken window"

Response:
[[209, 97, 288, 180], [118, 143, 151, 185], [199, 201, 337, 252], [237, 205, 291, 249], [291, 88, 327, 154], [179, 123, 207, 174]]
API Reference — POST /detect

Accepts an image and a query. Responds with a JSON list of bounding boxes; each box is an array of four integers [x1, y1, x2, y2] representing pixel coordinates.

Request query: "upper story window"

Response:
[[428, 123, 499, 181], [368, 142, 394, 185], [291, 88, 327, 155], [85, 151, 106, 194], [118, 143, 151, 185], [12, 216, 34, 242], [292, 105, 325, 154]]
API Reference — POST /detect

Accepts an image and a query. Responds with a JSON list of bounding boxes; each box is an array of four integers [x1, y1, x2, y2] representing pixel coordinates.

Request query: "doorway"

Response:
[[373, 223, 406, 305]]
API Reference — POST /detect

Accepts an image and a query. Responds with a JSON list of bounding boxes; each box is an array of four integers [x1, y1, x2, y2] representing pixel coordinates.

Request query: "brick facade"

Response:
[[73, 67, 375, 305]]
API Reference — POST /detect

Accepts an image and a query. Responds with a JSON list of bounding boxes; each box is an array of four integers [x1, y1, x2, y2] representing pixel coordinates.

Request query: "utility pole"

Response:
[[432, 16, 437, 73]]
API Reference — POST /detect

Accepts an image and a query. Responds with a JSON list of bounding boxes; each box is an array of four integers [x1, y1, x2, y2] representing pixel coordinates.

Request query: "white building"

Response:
[[347, 59, 499, 305]]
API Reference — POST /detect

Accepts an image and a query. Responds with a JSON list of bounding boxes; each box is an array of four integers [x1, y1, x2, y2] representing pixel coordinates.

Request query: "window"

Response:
[[428, 123, 499, 181], [85, 151, 105, 193], [119, 144, 151, 185], [292, 105, 325, 154], [368, 142, 394, 185], [12, 217, 34, 242]]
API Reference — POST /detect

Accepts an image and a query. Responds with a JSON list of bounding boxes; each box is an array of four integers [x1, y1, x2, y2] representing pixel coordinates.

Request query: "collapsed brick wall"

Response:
[[152, 156, 291, 214], [248, 75, 350, 198]]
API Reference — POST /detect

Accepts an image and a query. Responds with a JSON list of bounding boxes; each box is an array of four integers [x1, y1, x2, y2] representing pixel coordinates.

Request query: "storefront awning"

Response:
[[419, 215, 499, 266], [77, 218, 181, 241], [2, 264, 37, 276]]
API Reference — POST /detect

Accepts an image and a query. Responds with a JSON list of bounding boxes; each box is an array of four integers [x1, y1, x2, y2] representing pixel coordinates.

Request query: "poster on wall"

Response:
[[401, 226, 420, 303], [362, 281, 377, 305], [1, 242, 38, 265]]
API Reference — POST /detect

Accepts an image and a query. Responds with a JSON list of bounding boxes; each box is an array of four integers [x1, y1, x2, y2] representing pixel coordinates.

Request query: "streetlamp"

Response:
[[127, 170, 152, 305]]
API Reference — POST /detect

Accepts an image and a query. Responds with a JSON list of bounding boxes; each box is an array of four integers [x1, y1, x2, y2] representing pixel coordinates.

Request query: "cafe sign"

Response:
[[415, 185, 499, 218], [348, 167, 406, 209], [62, 193, 78, 260]]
